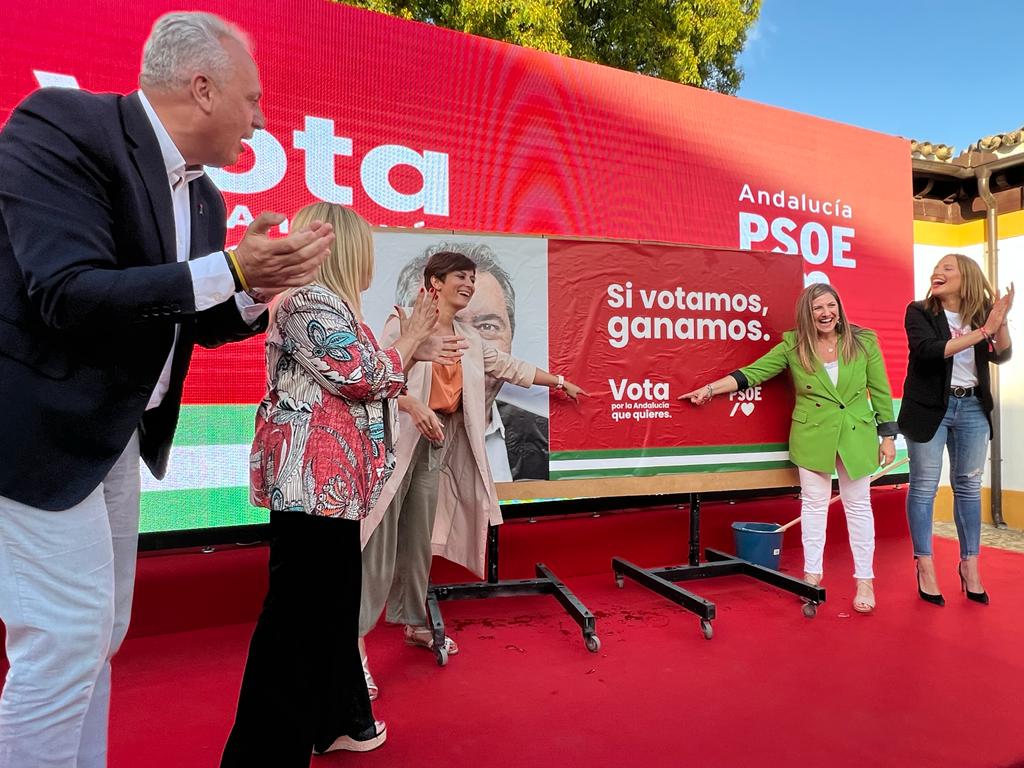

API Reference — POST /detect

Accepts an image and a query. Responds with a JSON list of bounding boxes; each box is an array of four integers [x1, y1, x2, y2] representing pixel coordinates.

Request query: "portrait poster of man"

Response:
[[365, 232, 550, 481]]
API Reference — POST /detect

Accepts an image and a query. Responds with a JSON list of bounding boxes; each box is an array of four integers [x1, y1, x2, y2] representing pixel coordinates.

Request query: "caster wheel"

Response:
[[802, 602, 817, 618], [584, 634, 601, 653], [700, 620, 713, 640], [615, 575, 625, 589], [436, 647, 449, 667]]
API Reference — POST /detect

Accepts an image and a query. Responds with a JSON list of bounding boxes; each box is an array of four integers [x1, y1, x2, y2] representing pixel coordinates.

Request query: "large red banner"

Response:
[[1, 0, 914, 514], [0, 0, 913, 404]]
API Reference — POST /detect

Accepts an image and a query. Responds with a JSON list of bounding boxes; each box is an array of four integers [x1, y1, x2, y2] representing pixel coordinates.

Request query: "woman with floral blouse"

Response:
[[221, 203, 464, 767]]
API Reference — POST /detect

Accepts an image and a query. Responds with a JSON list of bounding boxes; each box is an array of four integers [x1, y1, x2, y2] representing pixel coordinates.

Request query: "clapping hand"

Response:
[[396, 288, 438, 342], [415, 333, 469, 364], [233, 212, 333, 297], [985, 283, 1015, 333], [396, 290, 467, 364], [1000, 282, 1015, 319]]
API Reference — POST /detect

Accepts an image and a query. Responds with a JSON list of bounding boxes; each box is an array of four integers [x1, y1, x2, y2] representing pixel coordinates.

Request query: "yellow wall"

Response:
[[913, 211, 1024, 529], [933, 489, 1024, 530], [913, 210, 1024, 247]]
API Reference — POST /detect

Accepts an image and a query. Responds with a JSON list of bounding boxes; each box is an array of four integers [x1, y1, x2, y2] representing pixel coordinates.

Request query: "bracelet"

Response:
[[555, 374, 565, 390], [705, 384, 714, 399], [224, 249, 250, 293], [980, 327, 995, 353]]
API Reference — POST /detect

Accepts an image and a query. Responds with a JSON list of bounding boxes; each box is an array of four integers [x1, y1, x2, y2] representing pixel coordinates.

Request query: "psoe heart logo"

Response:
[[728, 386, 763, 417]]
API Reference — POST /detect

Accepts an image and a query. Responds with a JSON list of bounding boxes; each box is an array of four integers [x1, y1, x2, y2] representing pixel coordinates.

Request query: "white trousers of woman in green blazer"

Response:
[[736, 329, 897, 579]]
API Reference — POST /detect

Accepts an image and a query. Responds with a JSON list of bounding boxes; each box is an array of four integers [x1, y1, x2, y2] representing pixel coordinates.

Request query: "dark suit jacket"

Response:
[[0, 88, 266, 510], [497, 401, 549, 481], [898, 300, 1011, 443]]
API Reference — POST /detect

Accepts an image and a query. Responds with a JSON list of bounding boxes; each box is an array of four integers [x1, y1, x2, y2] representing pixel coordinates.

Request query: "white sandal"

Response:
[[360, 652, 378, 700], [404, 625, 459, 655], [358, 638, 378, 704], [853, 579, 875, 614]]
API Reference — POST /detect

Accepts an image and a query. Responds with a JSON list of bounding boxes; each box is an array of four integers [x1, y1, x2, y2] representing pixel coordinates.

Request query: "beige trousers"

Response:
[[359, 412, 459, 636]]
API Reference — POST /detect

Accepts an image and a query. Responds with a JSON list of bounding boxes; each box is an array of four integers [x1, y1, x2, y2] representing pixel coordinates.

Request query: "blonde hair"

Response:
[[924, 253, 993, 330], [793, 283, 866, 373], [290, 203, 373, 321]]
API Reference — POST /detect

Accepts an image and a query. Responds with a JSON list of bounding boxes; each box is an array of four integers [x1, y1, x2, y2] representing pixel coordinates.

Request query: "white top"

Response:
[[944, 310, 978, 387], [138, 91, 265, 410], [824, 359, 839, 386], [484, 399, 513, 482]]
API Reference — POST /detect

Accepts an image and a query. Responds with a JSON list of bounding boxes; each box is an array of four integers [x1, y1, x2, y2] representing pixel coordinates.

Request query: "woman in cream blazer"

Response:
[[357, 250, 585, 698]]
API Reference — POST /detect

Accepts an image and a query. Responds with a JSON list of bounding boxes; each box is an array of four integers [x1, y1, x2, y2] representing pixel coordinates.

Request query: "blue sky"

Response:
[[737, 1, 1020, 154]]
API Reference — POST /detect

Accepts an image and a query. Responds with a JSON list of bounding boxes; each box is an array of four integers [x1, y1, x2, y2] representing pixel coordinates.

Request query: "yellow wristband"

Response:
[[226, 249, 250, 293]]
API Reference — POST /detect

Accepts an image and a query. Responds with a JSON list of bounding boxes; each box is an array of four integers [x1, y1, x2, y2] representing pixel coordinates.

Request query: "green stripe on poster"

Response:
[[173, 405, 257, 447], [140, 486, 267, 533], [549, 460, 795, 480]]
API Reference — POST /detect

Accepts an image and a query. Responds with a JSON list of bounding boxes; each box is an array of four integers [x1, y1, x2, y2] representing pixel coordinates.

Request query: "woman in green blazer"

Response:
[[682, 283, 897, 613]]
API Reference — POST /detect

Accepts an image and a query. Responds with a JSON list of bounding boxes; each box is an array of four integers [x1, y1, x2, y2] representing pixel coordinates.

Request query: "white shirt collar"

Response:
[[137, 90, 205, 188], [484, 399, 506, 439]]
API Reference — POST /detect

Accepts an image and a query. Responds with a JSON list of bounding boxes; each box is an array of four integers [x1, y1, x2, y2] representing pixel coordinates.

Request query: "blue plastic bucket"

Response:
[[731, 522, 783, 569]]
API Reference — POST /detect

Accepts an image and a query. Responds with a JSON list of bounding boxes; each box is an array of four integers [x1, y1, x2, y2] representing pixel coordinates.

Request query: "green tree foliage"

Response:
[[340, 0, 761, 94]]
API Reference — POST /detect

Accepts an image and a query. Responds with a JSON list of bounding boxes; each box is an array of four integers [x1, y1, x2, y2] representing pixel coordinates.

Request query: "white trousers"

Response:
[[0, 433, 140, 768], [797, 459, 874, 580]]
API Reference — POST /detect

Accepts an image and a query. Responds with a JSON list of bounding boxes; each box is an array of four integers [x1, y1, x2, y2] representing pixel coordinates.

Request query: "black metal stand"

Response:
[[425, 525, 600, 665], [611, 492, 825, 639]]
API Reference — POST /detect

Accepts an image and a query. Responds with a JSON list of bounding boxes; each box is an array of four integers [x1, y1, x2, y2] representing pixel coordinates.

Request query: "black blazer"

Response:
[[0, 88, 266, 510], [898, 300, 1011, 443]]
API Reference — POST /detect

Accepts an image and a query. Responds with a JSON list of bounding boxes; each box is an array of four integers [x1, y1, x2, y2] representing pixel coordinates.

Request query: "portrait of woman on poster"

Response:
[[680, 283, 897, 614], [899, 253, 1013, 607]]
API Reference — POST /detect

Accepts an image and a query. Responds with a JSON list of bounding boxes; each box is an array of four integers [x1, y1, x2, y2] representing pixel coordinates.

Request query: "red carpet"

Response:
[[5, 489, 1024, 767]]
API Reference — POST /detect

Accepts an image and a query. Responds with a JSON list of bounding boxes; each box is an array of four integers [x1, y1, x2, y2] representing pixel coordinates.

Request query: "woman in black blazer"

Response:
[[899, 254, 1013, 606]]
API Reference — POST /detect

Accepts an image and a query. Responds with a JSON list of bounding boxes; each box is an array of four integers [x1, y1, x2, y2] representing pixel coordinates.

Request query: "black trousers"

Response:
[[221, 511, 372, 767]]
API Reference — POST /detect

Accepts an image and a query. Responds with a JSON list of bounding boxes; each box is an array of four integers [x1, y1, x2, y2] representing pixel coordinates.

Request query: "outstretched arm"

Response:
[[679, 340, 789, 406], [482, 346, 588, 402]]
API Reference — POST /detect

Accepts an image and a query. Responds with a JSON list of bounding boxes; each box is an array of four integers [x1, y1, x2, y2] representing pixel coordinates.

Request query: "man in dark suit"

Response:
[[0, 12, 331, 767]]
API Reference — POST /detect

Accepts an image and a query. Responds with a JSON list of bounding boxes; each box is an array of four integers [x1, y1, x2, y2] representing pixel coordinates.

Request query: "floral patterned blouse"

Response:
[[249, 284, 406, 519]]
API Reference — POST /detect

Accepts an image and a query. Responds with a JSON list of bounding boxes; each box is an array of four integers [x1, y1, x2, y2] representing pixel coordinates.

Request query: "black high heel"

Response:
[[958, 561, 990, 605], [916, 559, 945, 607]]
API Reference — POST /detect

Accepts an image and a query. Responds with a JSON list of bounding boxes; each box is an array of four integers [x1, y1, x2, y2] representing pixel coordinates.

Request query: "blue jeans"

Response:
[[906, 395, 990, 559]]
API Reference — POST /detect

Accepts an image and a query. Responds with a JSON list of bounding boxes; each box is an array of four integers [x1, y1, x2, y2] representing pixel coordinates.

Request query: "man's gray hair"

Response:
[[395, 242, 517, 335], [140, 12, 250, 91]]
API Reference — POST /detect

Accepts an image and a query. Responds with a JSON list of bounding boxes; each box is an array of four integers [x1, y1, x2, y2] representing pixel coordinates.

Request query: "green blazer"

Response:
[[735, 329, 897, 480]]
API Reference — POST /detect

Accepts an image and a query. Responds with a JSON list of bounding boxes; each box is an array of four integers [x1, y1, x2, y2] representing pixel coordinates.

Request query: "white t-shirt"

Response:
[[824, 359, 839, 386], [944, 310, 978, 387]]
